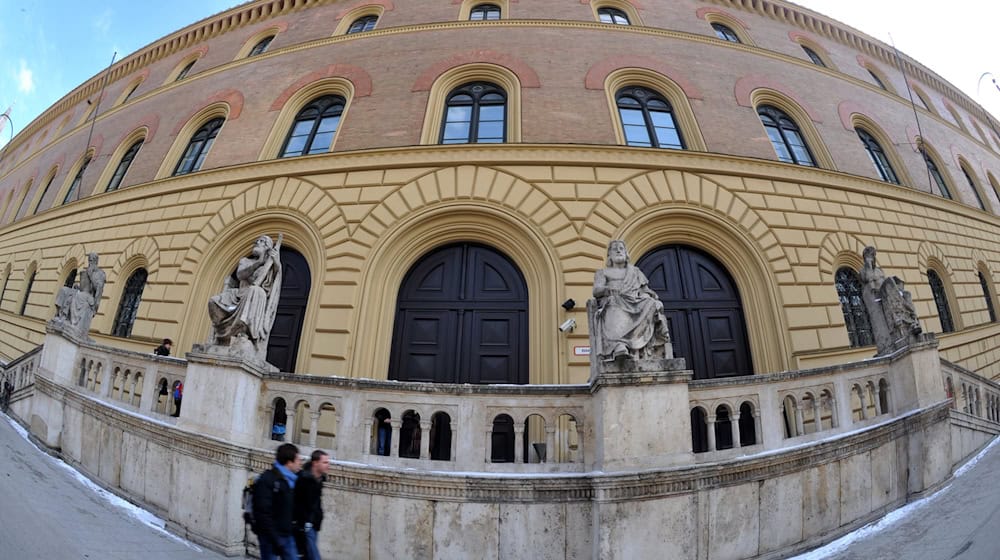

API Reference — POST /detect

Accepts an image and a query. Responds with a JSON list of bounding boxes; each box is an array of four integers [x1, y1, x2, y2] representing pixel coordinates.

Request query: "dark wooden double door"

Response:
[[637, 245, 752, 380], [265, 248, 311, 373], [389, 243, 528, 384]]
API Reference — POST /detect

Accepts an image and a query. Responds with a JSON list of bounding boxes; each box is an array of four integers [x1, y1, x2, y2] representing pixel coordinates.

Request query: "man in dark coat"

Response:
[[253, 443, 302, 560], [293, 449, 330, 560]]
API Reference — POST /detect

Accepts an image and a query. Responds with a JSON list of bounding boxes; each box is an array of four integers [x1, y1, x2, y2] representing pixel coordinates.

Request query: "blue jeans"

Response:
[[259, 533, 298, 560], [302, 526, 321, 560]]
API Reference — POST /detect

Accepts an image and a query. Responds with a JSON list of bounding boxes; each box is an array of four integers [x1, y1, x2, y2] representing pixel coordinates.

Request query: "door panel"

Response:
[[390, 243, 528, 384], [637, 245, 752, 380], [265, 248, 311, 373]]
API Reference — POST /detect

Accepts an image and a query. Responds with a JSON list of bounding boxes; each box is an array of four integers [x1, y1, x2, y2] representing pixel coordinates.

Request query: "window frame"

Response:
[[346, 15, 378, 34], [979, 270, 997, 323], [172, 117, 224, 176], [249, 36, 274, 57], [111, 268, 149, 338], [856, 128, 900, 184], [920, 147, 952, 199], [615, 86, 686, 150], [757, 104, 816, 167], [927, 268, 955, 333], [801, 45, 826, 67], [959, 162, 988, 211], [106, 140, 144, 192], [439, 81, 508, 145], [279, 95, 346, 158], [62, 155, 92, 205], [469, 3, 501, 20], [597, 7, 630, 25], [711, 22, 741, 43], [835, 267, 874, 348]]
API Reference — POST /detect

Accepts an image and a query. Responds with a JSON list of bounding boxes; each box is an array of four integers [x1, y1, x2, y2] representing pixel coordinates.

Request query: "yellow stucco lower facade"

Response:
[[1, 144, 999, 383]]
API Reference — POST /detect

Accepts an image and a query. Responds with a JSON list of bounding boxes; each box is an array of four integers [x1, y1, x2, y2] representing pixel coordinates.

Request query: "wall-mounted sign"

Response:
[[574, 346, 591, 356]]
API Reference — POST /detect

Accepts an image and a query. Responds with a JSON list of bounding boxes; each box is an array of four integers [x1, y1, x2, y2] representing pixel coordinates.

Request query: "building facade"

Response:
[[2, 1, 1000, 558]]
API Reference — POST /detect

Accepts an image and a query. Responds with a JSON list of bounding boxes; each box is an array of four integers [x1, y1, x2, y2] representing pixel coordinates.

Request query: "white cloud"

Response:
[[16, 59, 34, 94], [93, 9, 113, 36]]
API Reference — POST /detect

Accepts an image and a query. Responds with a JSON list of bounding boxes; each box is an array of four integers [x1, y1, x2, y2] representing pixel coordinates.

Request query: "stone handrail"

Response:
[[76, 343, 187, 418], [942, 360, 1000, 422], [2, 345, 41, 394], [688, 355, 899, 458], [261, 374, 591, 473]]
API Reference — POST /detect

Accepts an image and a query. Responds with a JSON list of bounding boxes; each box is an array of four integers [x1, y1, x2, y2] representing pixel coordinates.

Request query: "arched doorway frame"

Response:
[[619, 205, 790, 375], [177, 209, 325, 373], [350, 202, 564, 383]]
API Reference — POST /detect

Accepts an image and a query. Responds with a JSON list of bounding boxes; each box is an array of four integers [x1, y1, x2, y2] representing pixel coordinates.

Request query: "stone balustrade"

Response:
[[3, 344, 40, 393], [943, 360, 1000, 422], [688, 357, 897, 459], [261, 375, 591, 473], [75, 343, 187, 417]]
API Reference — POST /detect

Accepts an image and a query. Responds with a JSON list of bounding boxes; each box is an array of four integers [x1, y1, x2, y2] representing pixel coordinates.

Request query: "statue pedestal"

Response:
[[29, 325, 87, 448], [887, 334, 941, 411], [178, 350, 268, 447], [590, 359, 693, 471]]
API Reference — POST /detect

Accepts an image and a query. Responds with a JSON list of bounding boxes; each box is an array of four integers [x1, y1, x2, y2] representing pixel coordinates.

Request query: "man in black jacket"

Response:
[[293, 449, 330, 560], [253, 443, 302, 560]]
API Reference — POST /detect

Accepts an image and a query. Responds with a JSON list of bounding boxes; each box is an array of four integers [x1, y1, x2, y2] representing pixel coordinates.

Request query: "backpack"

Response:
[[241, 475, 257, 531]]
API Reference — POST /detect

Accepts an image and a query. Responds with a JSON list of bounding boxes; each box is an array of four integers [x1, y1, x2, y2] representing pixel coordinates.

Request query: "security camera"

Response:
[[558, 318, 576, 333]]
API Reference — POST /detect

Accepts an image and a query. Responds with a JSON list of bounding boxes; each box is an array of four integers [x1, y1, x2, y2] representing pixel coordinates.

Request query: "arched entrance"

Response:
[[636, 245, 752, 380], [265, 247, 311, 373], [389, 242, 528, 384]]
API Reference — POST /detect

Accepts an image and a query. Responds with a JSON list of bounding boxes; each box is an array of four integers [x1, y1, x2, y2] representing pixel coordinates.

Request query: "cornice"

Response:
[[710, 0, 1000, 131], [3, 144, 1000, 252], [4, 7, 997, 178]]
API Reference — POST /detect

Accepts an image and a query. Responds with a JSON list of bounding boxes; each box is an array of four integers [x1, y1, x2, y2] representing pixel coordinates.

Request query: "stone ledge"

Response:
[[590, 368, 692, 391]]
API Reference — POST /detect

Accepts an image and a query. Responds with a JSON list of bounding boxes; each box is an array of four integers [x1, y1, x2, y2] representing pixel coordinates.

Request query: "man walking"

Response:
[[294, 449, 330, 560], [253, 443, 302, 560]]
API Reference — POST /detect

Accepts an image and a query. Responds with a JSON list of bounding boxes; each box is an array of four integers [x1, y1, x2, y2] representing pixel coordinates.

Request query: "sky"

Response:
[[1, 0, 999, 147]]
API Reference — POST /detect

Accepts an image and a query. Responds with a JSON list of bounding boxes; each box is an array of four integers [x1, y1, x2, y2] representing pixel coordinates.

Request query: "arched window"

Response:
[[175, 60, 196, 81], [616, 86, 684, 149], [280, 96, 345, 157], [835, 267, 873, 347], [597, 7, 629, 25], [856, 128, 899, 184], [979, 271, 997, 322], [927, 269, 955, 333], [63, 269, 77, 288], [347, 15, 378, 34], [921, 149, 951, 198], [111, 268, 148, 337], [173, 117, 223, 176], [106, 140, 143, 192], [758, 105, 815, 166], [0, 267, 10, 309], [802, 45, 826, 67], [63, 156, 91, 204], [469, 3, 501, 20], [33, 173, 57, 214], [372, 409, 391, 455], [440, 82, 506, 144], [711, 23, 740, 43], [20, 270, 36, 316], [960, 165, 986, 210], [249, 36, 274, 56], [867, 69, 887, 90], [122, 82, 140, 104]]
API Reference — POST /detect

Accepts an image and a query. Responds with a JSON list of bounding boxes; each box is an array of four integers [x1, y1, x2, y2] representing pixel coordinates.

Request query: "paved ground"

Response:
[[1, 405, 997, 560], [0, 411, 228, 560], [800, 438, 1000, 560]]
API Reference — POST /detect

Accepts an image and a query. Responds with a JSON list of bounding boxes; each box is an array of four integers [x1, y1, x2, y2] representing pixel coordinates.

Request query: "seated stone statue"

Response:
[[591, 240, 671, 361], [53, 253, 105, 338], [206, 234, 283, 365]]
